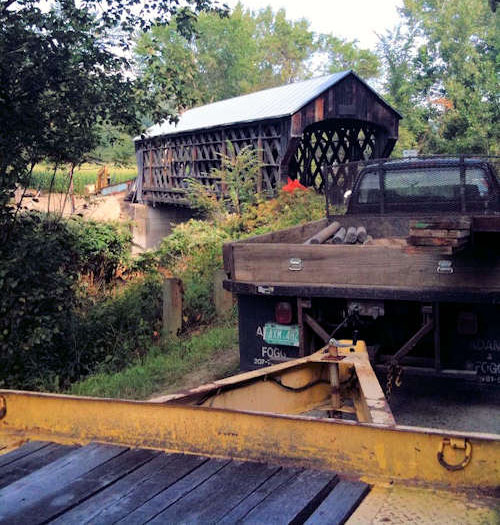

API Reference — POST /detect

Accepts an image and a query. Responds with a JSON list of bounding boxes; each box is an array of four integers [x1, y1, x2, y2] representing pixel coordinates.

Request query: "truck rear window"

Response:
[[357, 166, 490, 204]]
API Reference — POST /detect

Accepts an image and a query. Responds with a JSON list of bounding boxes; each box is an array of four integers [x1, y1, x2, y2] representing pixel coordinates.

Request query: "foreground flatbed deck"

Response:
[[1, 440, 498, 524], [0, 441, 369, 524]]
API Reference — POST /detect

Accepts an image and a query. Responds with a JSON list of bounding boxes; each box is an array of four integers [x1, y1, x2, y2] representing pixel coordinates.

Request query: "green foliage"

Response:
[[72, 274, 163, 381], [157, 220, 231, 323], [69, 322, 238, 399], [0, 211, 138, 389], [187, 143, 261, 218], [67, 218, 132, 283], [0, 0, 221, 230], [0, 213, 80, 389], [318, 35, 380, 80], [135, 3, 379, 107], [379, 0, 499, 154]]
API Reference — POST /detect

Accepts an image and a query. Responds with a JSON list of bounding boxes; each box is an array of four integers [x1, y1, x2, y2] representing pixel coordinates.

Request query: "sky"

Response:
[[223, 0, 403, 49]]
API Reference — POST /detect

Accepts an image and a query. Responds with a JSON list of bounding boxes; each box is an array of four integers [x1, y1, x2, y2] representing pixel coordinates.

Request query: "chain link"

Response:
[[385, 363, 403, 401]]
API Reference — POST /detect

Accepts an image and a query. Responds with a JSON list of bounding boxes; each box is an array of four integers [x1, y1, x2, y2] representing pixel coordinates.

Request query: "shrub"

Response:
[[67, 217, 132, 284], [0, 211, 140, 390], [71, 273, 163, 380], [0, 212, 80, 389], [156, 220, 231, 324]]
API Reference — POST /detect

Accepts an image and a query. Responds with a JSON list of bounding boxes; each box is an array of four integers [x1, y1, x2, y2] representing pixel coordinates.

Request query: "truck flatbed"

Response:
[[0, 440, 370, 524]]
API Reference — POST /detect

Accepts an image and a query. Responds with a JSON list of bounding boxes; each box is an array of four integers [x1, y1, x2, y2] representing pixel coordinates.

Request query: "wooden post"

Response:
[[163, 277, 182, 339], [214, 269, 233, 318]]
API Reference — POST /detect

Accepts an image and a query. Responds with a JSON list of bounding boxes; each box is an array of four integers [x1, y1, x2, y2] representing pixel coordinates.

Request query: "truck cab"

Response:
[[348, 157, 500, 215]]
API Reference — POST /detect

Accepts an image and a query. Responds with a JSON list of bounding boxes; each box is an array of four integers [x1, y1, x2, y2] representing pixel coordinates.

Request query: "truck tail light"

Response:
[[275, 301, 293, 325]]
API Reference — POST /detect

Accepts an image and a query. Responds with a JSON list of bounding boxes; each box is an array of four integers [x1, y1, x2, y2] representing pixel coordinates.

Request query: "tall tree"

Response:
[[379, 0, 498, 154], [0, 0, 222, 230], [136, 4, 318, 106], [135, 3, 380, 108], [319, 35, 380, 80]]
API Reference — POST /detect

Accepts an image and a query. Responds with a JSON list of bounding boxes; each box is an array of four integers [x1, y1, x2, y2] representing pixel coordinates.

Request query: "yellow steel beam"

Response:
[[0, 389, 498, 493]]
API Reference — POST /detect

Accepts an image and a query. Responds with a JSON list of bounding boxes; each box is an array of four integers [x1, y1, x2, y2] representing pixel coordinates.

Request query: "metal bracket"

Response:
[[288, 257, 303, 271], [437, 260, 453, 274], [437, 437, 472, 471]]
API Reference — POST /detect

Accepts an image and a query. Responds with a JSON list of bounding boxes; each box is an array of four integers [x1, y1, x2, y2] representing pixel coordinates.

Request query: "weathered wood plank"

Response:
[[5, 448, 156, 525], [237, 219, 328, 245], [408, 236, 468, 247], [163, 277, 182, 338], [408, 228, 470, 239], [0, 443, 127, 524], [149, 460, 281, 524], [238, 469, 338, 524], [0, 441, 50, 469], [68, 453, 208, 525], [410, 217, 472, 230], [304, 480, 370, 525], [231, 243, 500, 289], [116, 458, 231, 524], [218, 467, 303, 524], [0, 443, 77, 489]]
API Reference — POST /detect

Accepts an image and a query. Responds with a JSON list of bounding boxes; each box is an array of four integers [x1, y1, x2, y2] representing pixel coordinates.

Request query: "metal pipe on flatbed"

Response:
[[304, 221, 341, 244], [332, 227, 346, 244], [356, 226, 367, 243], [345, 226, 358, 244]]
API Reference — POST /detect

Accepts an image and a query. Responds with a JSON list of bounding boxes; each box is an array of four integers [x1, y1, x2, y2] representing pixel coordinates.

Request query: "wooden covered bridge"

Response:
[[133, 70, 401, 206]]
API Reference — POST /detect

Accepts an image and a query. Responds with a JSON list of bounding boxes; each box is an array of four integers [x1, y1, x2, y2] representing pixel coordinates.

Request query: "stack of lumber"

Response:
[[304, 222, 369, 245], [407, 217, 471, 255]]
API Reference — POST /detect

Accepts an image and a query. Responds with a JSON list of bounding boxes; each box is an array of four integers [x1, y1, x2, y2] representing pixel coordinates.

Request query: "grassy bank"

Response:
[[30, 164, 136, 195], [69, 321, 238, 399]]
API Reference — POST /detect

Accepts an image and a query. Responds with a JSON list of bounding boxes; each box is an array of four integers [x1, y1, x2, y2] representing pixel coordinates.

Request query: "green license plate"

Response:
[[263, 323, 300, 347]]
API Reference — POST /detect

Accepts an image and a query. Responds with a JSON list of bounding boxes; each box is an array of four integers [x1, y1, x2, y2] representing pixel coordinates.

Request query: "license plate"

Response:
[[263, 323, 300, 347]]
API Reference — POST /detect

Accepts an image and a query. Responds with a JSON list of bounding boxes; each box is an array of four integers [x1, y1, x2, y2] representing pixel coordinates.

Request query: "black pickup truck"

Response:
[[223, 156, 500, 386]]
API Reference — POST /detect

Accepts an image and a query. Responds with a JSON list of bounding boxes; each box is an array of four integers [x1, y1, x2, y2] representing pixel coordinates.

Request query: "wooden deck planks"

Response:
[[57, 453, 209, 525], [0, 441, 370, 524], [0, 443, 127, 524], [0, 442, 77, 489], [8, 447, 157, 525], [218, 467, 303, 524], [0, 441, 50, 469], [116, 458, 231, 524], [304, 480, 370, 525], [237, 469, 339, 524], [149, 460, 282, 524]]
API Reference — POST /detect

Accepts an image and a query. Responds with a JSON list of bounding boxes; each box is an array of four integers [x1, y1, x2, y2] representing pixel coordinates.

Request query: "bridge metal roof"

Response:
[[139, 71, 355, 140]]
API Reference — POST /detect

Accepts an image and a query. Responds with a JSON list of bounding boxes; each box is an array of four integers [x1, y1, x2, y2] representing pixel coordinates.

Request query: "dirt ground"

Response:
[[15, 189, 130, 222]]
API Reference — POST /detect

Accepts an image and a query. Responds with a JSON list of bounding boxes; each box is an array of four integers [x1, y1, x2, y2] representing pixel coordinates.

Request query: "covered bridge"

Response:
[[133, 70, 401, 206]]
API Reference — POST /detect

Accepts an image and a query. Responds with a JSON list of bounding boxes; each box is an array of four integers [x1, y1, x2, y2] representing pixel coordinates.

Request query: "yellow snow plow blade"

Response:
[[1, 342, 499, 495]]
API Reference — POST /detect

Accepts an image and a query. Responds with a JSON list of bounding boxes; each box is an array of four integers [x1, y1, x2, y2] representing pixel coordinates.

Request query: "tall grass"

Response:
[[30, 163, 137, 195], [69, 322, 238, 399]]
